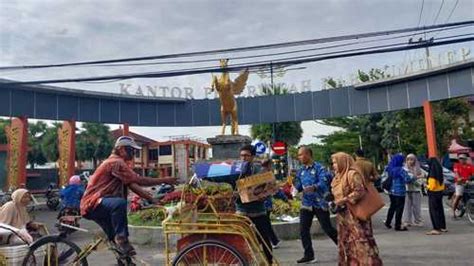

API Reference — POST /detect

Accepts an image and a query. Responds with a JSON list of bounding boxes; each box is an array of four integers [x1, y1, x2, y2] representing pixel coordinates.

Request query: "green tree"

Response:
[[250, 84, 303, 146], [27, 121, 48, 169], [41, 123, 61, 163], [76, 122, 114, 169], [0, 119, 8, 144]]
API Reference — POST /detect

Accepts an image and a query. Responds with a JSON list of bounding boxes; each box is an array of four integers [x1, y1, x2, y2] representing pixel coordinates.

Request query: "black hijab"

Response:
[[428, 157, 443, 183]]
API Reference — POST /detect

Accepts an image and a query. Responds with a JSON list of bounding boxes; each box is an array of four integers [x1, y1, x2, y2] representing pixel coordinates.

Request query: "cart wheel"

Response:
[[22, 235, 88, 266], [172, 240, 248, 266]]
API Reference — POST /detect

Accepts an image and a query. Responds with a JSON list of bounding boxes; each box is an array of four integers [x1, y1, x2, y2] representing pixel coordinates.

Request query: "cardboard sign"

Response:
[[236, 171, 278, 203]]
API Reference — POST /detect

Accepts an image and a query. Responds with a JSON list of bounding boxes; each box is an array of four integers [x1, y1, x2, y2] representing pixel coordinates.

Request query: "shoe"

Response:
[[384, 223, 392, 229], [297, 257, 317, 264], [114, 238, 137, 257], [403, 222, 412, 227], [395, 227, 408, 231], [426, 230, 441, 235], [272, 240, 281, 249], [412, 222, 424, 227], [440, 229, 448, 233]]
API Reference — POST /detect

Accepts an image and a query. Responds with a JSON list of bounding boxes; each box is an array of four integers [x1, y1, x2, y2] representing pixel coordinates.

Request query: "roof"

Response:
[[110, 128, 155, 144], [150, 139, 210, 148]]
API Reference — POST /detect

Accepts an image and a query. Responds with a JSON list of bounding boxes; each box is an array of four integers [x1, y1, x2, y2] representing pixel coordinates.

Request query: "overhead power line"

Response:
[[433, 0, 446, 25], [7, 36, 473, 85], [0, 20, 473, 71]]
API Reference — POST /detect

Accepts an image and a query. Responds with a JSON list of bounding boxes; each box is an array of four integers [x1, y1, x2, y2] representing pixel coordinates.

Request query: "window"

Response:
[[189, 145, 195, 158], [159, 145, 172, 156], [148, 149, 158, 161], [134, 149, 140, 158]]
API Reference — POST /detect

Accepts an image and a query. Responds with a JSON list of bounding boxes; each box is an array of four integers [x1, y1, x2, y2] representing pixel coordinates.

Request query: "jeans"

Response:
[[249, 215, 273, 264], [299, 207, 338, 258], [386, 194, 405, 229], [83, 197, 128, 241], [403, 191, 422, 224], [428, 191, 446, 230]]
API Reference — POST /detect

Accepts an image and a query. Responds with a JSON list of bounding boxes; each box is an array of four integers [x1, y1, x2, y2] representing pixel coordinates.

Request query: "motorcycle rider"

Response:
[[60, 175, 85, 213], [452, 153, 474, 219]]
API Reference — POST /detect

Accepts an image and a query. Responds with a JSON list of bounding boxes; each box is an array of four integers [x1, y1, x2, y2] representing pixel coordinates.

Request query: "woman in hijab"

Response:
[[384, 154, 413, 231], [426, 157, 447, 235], [403, 154, 426, 227], [331, 152, 382, 266], [0, 189, 40, 243]]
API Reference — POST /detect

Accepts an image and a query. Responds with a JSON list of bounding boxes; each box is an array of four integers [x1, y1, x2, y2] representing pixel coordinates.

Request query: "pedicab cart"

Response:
[[0, 223, 48, 266], [162, 168, 279, 266]]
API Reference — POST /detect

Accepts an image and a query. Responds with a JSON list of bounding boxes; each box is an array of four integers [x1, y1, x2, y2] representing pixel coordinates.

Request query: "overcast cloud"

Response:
[[1, 0, 473, 144]]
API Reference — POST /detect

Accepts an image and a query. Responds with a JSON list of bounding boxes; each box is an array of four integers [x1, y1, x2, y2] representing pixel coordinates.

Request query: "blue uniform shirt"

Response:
[[294, 162, 331, 210]]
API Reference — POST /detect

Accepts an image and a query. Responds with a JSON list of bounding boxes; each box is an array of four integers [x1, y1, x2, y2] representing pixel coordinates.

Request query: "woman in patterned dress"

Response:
[[331, 152, 383, 266]]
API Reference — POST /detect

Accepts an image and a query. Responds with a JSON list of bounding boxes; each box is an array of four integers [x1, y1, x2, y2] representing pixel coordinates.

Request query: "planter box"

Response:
[[128, 215, 336, 245]]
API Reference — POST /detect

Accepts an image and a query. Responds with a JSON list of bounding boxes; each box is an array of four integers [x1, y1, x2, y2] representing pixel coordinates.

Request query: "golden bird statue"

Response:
[[211, 59, 249, 135]]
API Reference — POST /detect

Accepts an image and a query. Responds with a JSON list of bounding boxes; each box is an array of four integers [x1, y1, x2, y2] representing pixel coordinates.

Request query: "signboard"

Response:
[[272, 141, 287, 156], [254, 142, 267, 155]]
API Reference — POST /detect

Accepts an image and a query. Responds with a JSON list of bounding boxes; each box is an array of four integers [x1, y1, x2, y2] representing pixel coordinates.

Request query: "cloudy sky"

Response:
[[1, 0, 473, 144]]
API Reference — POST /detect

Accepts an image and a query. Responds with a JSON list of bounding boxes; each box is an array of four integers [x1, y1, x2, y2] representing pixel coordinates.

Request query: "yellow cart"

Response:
[[163, 184, 279, 266]]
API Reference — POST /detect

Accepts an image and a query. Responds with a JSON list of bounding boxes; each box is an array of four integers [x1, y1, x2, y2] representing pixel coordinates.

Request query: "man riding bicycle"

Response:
[[80, 136, 176, 255]]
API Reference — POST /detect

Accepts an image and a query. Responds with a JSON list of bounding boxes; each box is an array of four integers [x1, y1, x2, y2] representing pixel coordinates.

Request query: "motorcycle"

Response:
[[56, 207, 81, 236], [45, 183, 60, 211], [443, 176, 474, 220]]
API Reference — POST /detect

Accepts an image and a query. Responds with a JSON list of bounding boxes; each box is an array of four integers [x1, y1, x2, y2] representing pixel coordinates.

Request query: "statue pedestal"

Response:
[[207, 135, 252, 160]]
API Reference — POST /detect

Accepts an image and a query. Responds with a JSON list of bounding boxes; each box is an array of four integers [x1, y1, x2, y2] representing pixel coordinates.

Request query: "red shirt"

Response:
[[453, 162, 474, 183], [80, 154, 140, 215]]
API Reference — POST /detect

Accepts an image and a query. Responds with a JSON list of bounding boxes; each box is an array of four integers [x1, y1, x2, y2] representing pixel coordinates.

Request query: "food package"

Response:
[[236, 171, 278, 203]]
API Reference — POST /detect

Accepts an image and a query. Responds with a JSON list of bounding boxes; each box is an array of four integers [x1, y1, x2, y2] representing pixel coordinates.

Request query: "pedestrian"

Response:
[[403, 154, 425, 227], [354, 148, 379, 182], [426, 158, 447, 235], [452, 153, 474, 219], [204, 145, 274, 264], [331, 152, 382, 266], [384, 154, 413, 231], [294, 146, 337, 264]]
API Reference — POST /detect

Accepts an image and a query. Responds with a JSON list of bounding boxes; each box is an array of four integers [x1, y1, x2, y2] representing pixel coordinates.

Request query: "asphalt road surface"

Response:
[[33, 195, 473, 266]]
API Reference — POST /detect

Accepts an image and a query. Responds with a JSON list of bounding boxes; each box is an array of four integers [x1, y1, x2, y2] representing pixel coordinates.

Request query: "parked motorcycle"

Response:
[[45, 183, 60, 211]]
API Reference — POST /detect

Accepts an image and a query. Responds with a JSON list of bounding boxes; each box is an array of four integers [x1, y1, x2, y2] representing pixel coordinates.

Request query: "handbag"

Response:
[[347, 172, 385, 221]]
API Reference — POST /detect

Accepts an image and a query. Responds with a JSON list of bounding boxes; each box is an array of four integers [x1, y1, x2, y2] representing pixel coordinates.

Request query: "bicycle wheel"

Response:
[[467, 202, 474, 224], [456, 201, 466, 217], [172, 240, 248, 266], [22, 235, 88, 266]]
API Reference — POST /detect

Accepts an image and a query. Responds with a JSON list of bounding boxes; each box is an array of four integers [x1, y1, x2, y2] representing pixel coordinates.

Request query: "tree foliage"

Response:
[[27, 121, 48, 169], [76, 122, 114, 169]]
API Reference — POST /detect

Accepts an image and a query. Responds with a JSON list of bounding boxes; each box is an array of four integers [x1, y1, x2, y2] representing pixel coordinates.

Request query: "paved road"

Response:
[[33, 195, 473, 266]]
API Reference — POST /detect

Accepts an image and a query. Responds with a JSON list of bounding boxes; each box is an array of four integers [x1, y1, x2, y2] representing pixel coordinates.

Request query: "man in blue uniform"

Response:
[[294, 146, 337, 264]]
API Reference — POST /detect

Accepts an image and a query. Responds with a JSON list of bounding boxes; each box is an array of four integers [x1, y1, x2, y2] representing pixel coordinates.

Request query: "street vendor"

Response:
[[203, 144, 274, 264], [80, 136, 177, 256]]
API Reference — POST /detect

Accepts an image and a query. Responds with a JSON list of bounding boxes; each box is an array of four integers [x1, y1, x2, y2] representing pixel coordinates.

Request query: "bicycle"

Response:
[[21, 217, 148, 266]]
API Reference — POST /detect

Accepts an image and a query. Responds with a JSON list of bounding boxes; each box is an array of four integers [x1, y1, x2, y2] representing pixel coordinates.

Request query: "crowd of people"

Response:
[[0, 135, 472, 266]]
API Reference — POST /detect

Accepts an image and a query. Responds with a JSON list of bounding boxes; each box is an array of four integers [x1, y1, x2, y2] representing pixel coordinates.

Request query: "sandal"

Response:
[[440, 229, 448, 233], [426, 230, 441, 235]]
